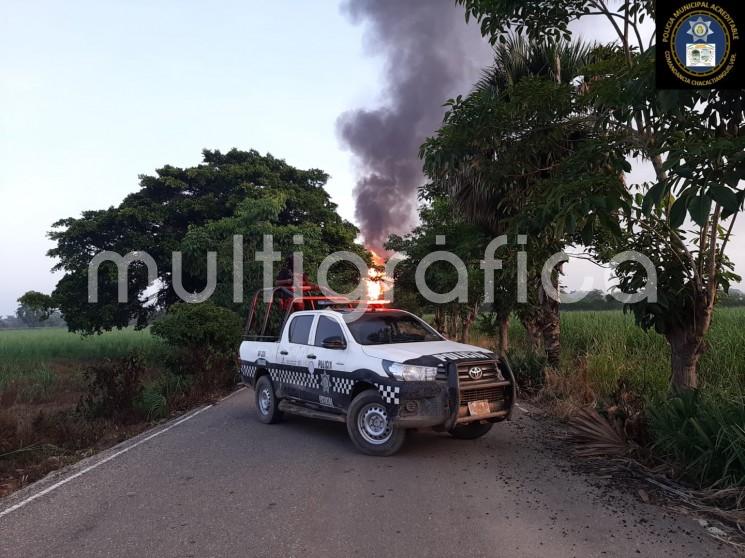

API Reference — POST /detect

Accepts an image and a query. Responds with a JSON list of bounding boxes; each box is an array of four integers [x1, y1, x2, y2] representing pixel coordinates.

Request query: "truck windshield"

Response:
[[346, 311, 444, 345]]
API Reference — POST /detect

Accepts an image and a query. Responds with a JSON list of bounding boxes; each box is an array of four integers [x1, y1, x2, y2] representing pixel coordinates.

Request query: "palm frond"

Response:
[[569, 406, 630, 457]]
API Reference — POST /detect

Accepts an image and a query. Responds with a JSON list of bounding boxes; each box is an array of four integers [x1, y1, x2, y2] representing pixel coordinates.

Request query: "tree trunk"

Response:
[[460, 321, 470, 343], [667, 329, 703, 391], [460, 303, 479, 343], [666, 295, 713, 391], [497, 314, 510, 356], [539, 284, 561, 369], [449, 309, 458, 339], [433, 307, 444, 335], [444, 308, 458, 339]]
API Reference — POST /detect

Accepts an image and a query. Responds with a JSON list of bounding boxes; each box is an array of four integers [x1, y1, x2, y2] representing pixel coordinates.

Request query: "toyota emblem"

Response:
[[468, 366, 483, 380]]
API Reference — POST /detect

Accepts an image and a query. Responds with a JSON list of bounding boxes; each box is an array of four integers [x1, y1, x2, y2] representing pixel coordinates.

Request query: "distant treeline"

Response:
[[0, 304, 66, 329], [3, 288, 745, 328], [560, 289, 745, 312]]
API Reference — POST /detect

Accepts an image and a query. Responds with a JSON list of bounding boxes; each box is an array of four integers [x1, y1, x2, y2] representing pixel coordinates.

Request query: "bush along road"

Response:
[[0, 388, 737, 558]]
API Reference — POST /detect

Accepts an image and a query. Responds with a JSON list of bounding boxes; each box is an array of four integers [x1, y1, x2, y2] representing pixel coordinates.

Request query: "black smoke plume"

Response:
[[337, 0, 490, 252]]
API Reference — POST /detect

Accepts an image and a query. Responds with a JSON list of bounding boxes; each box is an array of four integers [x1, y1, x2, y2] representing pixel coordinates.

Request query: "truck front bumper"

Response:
[[392, 381, 451, 428], [391, 358, 517, 430]]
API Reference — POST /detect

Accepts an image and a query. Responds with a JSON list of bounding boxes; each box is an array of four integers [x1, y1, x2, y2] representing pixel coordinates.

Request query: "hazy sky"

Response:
[[1, 0, 387, 315], [1, 2, 743, 316]]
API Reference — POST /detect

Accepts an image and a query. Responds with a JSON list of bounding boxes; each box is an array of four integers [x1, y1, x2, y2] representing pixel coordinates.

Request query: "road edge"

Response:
[[0, 387, 245, 519]]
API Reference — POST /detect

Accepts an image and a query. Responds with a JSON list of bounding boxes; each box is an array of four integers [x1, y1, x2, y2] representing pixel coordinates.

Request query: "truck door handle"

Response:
[[280, 350, 288, 355], [307, 354, 317, 359]]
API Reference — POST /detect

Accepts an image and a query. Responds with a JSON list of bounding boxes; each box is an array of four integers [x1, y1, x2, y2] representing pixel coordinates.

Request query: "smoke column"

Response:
[[337, 0, 491, 252]]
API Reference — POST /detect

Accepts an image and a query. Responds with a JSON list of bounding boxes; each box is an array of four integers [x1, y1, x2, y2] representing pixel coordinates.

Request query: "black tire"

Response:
[[346, 389, 406, 456], [255, 375, 283, 424], [449, 421, 493, 440]]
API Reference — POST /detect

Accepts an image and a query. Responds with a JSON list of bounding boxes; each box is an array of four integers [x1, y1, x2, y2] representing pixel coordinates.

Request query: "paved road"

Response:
[[0, 389, 736, 558]]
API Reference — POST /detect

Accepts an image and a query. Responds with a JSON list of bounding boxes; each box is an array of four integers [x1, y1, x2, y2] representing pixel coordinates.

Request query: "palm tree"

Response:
[[421, 35, 607, 366], [425, 36, 599, 223]]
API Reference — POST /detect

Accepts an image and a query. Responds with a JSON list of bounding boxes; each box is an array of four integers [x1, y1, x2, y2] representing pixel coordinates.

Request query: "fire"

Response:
[[366, 268, 383, 300], [365, 249, 390, 302]]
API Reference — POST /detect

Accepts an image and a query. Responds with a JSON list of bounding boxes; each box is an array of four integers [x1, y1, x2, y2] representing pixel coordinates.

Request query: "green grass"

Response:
[[507, 307, 745, 400], [0, 327, 166, 362], [501, 308, 745, 489], [0, 328, 167, 396], [648, 390, 745, 488]]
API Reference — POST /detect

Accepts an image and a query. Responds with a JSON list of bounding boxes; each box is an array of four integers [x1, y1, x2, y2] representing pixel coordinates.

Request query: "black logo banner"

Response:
[[657, 1, 743, 89]]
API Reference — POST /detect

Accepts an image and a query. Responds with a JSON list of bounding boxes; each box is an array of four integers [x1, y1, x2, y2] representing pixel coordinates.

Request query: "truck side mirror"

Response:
[[322, 337, 347, 350]]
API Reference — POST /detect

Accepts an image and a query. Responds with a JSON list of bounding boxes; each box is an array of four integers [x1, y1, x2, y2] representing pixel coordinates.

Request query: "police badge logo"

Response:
[[320, 371, 331, 394], [658, 1, 742, 89]]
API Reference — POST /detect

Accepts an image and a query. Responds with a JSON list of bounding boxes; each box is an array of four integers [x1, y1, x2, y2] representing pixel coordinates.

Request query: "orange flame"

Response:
[[365, 249, 389, 302], [366, 269, 383, 301]]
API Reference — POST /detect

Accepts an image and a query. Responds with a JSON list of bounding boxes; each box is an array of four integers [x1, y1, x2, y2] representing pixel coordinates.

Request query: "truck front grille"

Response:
[[460, 386, 505, 404], [456, 360, 504, 384], [456, 360, 511, 413]]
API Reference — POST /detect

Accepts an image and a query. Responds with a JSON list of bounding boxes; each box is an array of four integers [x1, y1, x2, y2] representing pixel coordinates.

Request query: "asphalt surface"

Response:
[[0, 388, 737, 558]]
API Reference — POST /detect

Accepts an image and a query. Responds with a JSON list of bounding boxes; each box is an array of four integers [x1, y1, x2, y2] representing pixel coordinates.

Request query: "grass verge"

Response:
[[475, 308, 745, 495], [0, 327, 233, 497]]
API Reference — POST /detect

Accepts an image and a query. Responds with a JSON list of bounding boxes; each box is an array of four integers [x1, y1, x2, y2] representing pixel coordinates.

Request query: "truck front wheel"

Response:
[[255, 376, 283, 424], [347, 390, 406, 456]]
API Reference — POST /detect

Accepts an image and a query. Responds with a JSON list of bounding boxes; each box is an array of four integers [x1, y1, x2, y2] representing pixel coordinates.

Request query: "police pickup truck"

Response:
[[239, 283, 516, 455]]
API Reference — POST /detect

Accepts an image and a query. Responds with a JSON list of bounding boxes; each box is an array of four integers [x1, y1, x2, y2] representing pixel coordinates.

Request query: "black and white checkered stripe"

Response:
[[375, 383, 401, 405], [244, 361, 401, 407], [240, 362, 257, 381], [269, 367, 320, 390], [331, 376, 354, 395]]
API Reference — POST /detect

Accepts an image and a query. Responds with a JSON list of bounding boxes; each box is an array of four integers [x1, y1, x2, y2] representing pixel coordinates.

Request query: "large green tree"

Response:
[[46, 149, 367, 334], [456, 0, 745, 390]]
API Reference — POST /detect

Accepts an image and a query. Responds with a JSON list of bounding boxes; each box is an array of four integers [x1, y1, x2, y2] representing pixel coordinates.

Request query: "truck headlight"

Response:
[[382, 360, 437, 381]]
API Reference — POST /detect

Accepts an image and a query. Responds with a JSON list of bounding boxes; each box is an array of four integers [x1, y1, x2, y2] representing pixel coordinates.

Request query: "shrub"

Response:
[[151, 303, 242, 391], [647, 390, 745, 488], [508, 348, 548, 393], [134, 372, 192, 420], [79, 356, 145, 421], [0, 410, 18, 454], [156, 371, 192, 402], [475, 312, 500, 336], [135, 387, 168, 420], [30, 409, 104, 451]]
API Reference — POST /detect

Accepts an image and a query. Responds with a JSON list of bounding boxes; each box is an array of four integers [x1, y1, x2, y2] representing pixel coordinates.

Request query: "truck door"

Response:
[[278, 314, 316, 401], [277, 315, 302, 368], [310, 315, 350, 410]]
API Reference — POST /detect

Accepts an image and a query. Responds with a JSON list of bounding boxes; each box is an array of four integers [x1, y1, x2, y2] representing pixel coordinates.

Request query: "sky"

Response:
[[1, 1, 743, 316], [1, 0, 386, 315]]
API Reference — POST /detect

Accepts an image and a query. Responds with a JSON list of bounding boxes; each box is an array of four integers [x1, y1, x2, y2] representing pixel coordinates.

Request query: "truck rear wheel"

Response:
[[346, 390, 405, 456], [449, 422, 493, 440], [255, 375, 283, 424]]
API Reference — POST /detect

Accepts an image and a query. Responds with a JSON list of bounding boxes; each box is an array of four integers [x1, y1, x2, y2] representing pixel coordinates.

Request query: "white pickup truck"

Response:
[[239, 284, 516, 455]]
